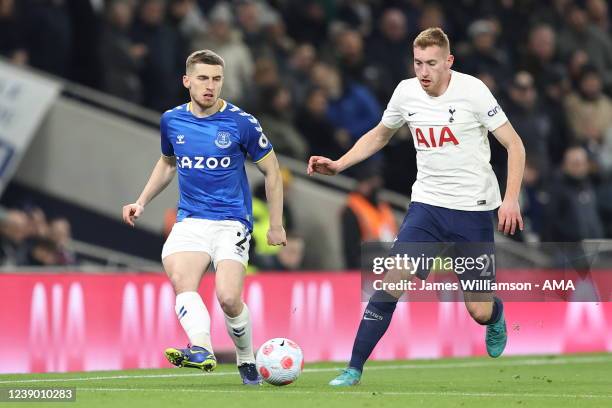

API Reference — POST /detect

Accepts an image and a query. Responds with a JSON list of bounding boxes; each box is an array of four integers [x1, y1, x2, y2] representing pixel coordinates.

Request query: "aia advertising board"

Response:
[[0, 272, 611, 373]]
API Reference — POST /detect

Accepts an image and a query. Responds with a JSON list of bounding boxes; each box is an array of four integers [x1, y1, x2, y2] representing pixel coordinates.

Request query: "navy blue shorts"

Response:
[[391, 202, 496, 290]]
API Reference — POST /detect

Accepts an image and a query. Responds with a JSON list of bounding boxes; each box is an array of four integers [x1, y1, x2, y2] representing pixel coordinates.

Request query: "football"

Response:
[[255, 338, 304, 386]]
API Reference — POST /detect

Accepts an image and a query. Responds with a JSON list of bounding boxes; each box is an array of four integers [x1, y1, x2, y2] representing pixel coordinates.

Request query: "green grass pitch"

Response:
[[1, 354, 611, 408]]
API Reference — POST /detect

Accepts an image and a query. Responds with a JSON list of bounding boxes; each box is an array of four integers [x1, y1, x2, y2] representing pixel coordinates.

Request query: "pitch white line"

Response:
[[1, 355, 611, 385], [77, 387, 612, 399]]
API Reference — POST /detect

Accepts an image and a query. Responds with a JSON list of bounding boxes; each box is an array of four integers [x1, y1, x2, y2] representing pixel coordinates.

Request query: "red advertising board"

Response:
[[0, 272, 610, 373]]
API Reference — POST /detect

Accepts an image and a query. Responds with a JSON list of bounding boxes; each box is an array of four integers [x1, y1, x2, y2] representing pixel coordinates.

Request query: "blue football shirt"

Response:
[[160, 100, 273, 230]]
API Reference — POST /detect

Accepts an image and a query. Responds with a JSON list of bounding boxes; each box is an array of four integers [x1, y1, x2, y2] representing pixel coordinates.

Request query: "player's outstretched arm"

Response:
[[493, 121, 526, 235], [307, 122, 396, 176], [255, 150, 287, 246], [122, 155, 177, 227]]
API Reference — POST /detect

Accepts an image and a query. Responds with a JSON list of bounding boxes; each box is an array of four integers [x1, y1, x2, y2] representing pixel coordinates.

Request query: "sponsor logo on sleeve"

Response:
[[487, 105, 501, 117]]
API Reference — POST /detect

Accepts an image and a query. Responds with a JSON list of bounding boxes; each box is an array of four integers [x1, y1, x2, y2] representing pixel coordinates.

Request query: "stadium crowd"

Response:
[[0, 207, 76, 267], [2, 0, 612, 259]]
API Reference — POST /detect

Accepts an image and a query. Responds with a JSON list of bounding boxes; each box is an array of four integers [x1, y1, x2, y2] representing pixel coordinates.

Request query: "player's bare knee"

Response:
[[165, 270, 195, 294], [217, 293, 242, 316], [170, 280, 194, 295]]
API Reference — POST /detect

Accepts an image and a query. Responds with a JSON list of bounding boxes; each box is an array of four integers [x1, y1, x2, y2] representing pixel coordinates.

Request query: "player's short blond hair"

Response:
[[186, 50, 225, 73], [413, 27, 450, 52]]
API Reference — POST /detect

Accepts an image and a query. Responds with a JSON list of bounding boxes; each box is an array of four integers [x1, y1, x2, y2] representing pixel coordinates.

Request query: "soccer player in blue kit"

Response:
[[122, 50, 286, 385], [308, 28, 526, 386]]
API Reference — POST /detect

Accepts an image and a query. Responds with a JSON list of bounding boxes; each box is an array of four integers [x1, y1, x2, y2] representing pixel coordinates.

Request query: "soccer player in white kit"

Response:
[[307, 28, 526, 386], [122, 50, 287, 385]]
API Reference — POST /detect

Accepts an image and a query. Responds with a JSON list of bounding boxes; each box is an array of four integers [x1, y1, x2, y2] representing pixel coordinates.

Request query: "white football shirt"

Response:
[[381, 70, 508, 211]]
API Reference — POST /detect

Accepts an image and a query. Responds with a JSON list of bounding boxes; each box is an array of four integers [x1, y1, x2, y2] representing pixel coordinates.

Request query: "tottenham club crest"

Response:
[[215, 131, 232, 149]]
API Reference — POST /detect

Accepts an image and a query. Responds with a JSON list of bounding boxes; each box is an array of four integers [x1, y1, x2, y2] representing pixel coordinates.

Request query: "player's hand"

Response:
[[122, 202, 144, 227], [267, 225, 287, 246], [307, 156, 341, 176], [497, 199, 523, 235]]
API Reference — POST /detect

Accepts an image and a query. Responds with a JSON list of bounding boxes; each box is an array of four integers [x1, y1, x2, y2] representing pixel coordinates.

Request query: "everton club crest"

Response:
[[215, 131, 232, 149]]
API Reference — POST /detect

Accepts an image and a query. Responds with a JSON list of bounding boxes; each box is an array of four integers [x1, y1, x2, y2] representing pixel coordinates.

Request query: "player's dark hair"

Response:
[[186, 50, 225, 73], [413, 27, 450, 52]]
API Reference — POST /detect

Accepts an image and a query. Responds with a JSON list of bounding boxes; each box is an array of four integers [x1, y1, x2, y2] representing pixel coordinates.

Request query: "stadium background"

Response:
[[0, 0, 611, 373]]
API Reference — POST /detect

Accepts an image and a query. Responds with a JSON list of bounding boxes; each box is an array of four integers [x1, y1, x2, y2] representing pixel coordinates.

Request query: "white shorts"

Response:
[[161, 218, 250, 267]]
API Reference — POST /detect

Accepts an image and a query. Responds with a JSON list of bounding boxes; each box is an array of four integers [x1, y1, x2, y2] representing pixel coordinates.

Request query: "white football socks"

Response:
[[224, 303, 255, 365], [175, 291, 213, 353]]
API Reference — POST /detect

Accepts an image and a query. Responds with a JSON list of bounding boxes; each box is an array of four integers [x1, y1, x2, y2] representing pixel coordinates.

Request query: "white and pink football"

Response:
[[255, 338, 304, 386]]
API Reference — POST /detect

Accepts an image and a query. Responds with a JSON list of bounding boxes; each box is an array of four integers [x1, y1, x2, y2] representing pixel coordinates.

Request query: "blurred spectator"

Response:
[[586, 0, 609, 35], [65, 0, 103, 88], [335, 0, 373, 36], [235, 0, 265, 53], [27, 207, 50, 239], [460, 19, 511, 86], [341, 163, 397, 269], [283, 43, 317, 108], [256, 85, 309, 160], [99, 0, 145, 104], [557, 4, 612, 90], [192, 2, 253, 106], [366, 9, 412, 100], [25, 0, 73, 77], [335, 29, 365, 82], [310, 62, 381, 143], [0, 0, 28, 65], [598, 127, 612, 178], [49, 217, 77, 265], [596, 167, 612, 238], [285, 1, 328, 48], [518, 24, 560, 94], [532, 0, 572, 32], [564, 66, 612, 147], [541, 66, 572, 165], [132, 0, 185, 111], [26, 237, 59, 266], [566, 48, 590, 86], [519, 159, 549, 242], [295, 87, 349, 159], [235, 0, 280, 59], [243, 56, 280, 109], [493, 0, 532, 59], [261, 11, 295, 72], [235, 0, 265, 50], [418, 3, 446, 33], [544, 146, 604, 241], [334, 29, 388, 102], [167, 0, 207, 39], [504, 71, 552, 176], [253, 56, 280, 88], [0, 209, 30, 266]]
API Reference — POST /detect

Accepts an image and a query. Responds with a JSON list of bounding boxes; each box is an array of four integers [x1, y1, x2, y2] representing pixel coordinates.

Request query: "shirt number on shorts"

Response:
[[235, 231, 249, 250]]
